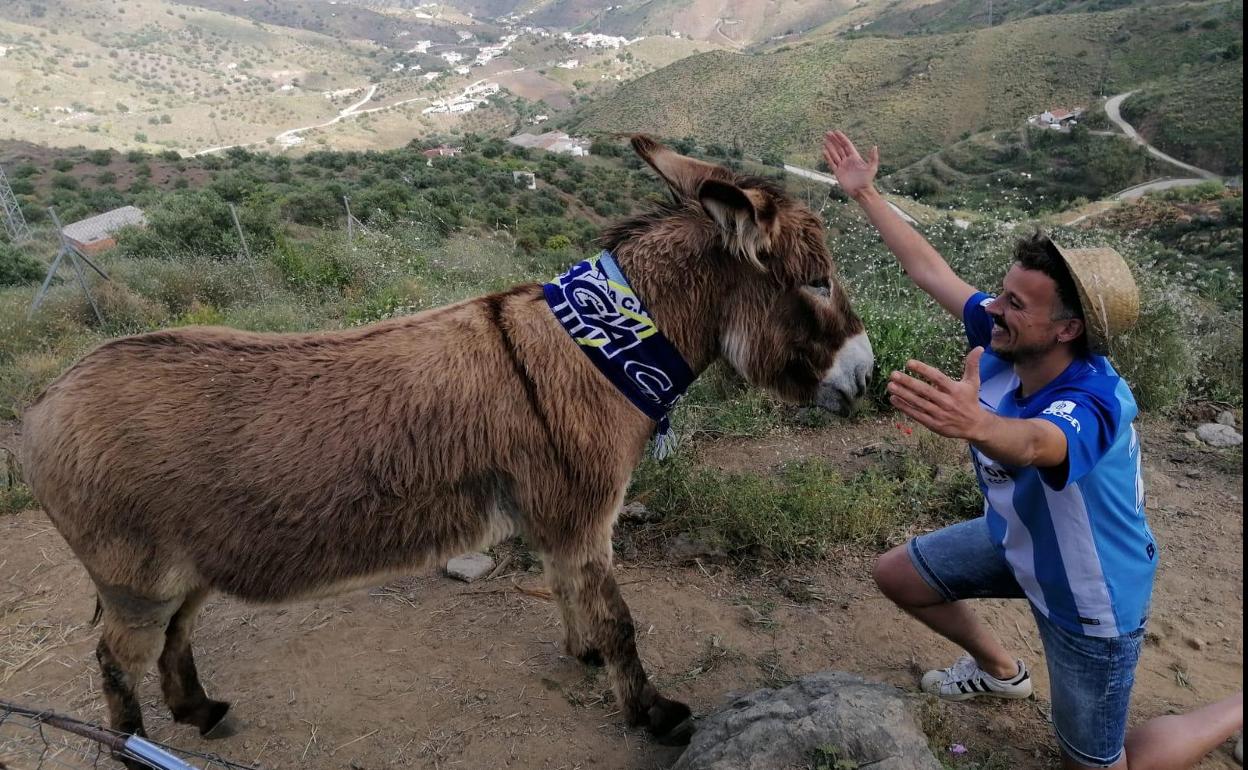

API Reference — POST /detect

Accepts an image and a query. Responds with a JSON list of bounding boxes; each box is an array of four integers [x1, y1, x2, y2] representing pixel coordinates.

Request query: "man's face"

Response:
[[984, 265, 1081, 363]]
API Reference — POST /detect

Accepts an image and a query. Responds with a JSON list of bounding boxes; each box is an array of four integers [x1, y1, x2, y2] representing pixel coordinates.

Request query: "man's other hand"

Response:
[[888, 347, 989, 441]]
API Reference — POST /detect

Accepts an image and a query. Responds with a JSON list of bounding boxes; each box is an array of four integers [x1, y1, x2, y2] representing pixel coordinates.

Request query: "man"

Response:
[[822, 130, 1243, 770]]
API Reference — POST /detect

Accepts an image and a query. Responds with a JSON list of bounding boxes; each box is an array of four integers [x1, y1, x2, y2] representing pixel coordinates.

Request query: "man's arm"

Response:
[[888, 348, 1069, 468], [823, 131, 978, 319]]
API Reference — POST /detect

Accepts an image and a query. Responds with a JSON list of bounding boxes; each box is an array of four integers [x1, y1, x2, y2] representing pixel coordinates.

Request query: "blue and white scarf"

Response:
[[543, 250, 694, 459]]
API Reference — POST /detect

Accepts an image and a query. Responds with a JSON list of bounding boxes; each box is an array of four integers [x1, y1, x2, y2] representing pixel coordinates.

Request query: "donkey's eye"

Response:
[[810, 277, 830, 289], [804, 278, 832, 299]]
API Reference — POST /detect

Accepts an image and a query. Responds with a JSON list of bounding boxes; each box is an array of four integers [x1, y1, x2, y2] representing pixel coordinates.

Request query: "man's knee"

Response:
[[874, 543, 943, 608]]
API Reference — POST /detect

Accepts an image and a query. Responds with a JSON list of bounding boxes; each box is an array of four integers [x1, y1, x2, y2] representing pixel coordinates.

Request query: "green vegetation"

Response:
[[0, 243, 46, 287], [1120, 58, 1244, 175], [884, 126, 1158, 214], [574, 0, 1242, 168], [629, 453, 981, 561]]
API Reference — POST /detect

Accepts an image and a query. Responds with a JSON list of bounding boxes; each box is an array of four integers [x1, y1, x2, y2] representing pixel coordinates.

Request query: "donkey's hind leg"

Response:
[[158, 588, 232, 737], [96, 590, 180, 739], [546, 546, 693, 745]]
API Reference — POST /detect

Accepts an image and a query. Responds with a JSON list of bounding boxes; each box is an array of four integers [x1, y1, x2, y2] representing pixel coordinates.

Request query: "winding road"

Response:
[[1103, 91, 1219, 182], [1061, 93, 1225, 224]]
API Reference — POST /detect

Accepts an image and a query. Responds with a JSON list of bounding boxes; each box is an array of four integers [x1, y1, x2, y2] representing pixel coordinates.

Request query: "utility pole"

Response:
[[344, 196, 366, 241], [0, 165, 32, 244], [227, 203, 250, 260]]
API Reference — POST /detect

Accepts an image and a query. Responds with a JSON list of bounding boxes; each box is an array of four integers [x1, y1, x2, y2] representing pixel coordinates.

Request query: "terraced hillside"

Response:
[[572, 0, 1243, 168]]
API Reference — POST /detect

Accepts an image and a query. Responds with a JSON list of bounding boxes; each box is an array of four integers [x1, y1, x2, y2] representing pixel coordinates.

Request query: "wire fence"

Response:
[[0, 701, 259, 770]]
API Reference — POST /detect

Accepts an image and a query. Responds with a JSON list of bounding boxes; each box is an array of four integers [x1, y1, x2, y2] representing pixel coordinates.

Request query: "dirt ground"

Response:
[[0, 417, 1241, 770]]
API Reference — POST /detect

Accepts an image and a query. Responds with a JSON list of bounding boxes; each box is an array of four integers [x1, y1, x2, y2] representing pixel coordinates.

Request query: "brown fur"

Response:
[[20, 136, 869, 750]]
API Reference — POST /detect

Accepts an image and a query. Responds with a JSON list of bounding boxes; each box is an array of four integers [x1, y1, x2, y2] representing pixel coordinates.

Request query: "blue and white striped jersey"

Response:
[[964, 293, 1158, 638]]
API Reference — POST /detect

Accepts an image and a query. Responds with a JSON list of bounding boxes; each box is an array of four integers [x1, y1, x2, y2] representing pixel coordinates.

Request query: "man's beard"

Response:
[[990, 319, 1058, 363]]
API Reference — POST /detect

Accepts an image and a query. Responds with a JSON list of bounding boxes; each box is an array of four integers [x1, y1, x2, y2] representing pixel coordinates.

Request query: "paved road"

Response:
[[1103, 91, 1219, 180], [1055, 91, 1225, 222]]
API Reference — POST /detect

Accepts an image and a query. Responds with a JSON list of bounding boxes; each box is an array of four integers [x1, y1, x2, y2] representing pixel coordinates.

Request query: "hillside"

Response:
[[0, 0, 385, 153], [1120, 57, 1244, 175], [571, 0, 1243, 167], [172, 0, 483, 48], [850, 0, 1181, 37], [883, 125, 1162, 213]]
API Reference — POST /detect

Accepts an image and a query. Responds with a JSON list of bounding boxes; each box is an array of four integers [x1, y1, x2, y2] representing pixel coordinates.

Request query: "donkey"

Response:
[[20, 136, 873, 756]]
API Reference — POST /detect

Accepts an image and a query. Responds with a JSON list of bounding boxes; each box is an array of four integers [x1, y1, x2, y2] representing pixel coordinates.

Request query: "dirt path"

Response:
[[0, 418, 1241, 769]]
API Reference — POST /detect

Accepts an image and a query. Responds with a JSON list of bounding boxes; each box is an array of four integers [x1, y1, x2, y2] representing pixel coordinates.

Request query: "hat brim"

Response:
[[1052, 245, 1140, 355]]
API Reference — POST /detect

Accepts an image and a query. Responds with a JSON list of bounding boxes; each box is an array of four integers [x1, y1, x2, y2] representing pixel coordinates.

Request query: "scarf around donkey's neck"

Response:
[[543, 250, 694, 459]]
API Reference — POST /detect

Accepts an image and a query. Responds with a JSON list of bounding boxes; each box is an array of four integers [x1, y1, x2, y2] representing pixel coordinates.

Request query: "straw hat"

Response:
[[1052, 243, 1140, 355]]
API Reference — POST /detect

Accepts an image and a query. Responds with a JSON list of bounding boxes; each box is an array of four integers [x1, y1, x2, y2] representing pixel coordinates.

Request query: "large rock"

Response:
[[1197, 423, 1243, 448], [673, 672, 942, 770]]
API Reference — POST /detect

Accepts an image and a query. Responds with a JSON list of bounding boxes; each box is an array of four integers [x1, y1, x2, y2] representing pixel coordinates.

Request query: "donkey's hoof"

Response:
[[200, 703, 235, 739], [174, 699, 233, 738], [647, 697, 694, 746]]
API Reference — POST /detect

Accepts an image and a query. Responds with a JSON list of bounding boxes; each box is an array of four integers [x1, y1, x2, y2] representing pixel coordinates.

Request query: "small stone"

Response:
[[1184, 469, 1202, 479], [445, 553, 496, 583], [619, 501, 661, 523], [1183, 432, 1200, 445], [1216, 411, 1237, 427], [1196, 423, 1243, 448], [258, 717, 268, 729], [1186, 636, 1207, 651]]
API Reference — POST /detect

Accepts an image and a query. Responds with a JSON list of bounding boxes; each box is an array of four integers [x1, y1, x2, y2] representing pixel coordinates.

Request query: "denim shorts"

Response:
[[908, 517, 1145, 768]]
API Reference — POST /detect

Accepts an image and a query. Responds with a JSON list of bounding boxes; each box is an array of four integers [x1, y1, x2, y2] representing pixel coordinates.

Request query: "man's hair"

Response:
[[1012, 231, 1088, 353]]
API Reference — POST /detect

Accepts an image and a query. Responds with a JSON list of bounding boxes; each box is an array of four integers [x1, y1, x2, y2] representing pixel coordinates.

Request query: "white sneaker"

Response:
[[920, 655, 1033, 702]]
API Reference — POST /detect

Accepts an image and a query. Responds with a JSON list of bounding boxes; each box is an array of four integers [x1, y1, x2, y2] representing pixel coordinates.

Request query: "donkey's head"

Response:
[[609, 135, 873, 415]]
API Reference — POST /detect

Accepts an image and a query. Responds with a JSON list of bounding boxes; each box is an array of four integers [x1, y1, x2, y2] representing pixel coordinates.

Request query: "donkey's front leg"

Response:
[[548, 567, 604, 667], [548, 548, 693, 744]]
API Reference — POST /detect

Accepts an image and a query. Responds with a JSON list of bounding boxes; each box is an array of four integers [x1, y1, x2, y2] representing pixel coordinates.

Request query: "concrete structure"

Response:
[[513, 171, 537, 190], [62, 205, 146, 256]]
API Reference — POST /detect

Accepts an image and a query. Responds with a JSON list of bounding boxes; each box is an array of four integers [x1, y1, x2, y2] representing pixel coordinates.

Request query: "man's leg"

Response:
[[874, 543, 1019, 680], [1068, 692, 1243, 770]]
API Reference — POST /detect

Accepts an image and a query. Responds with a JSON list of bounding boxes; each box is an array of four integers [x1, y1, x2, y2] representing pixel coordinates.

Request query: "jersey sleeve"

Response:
[[1035, 388, 1122, 490], [962, 292, 996, 350]]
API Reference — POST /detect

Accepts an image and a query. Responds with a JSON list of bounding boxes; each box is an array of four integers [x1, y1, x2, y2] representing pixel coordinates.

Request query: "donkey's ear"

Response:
[[631, 134, 728, 199], [698, 179, 774, 271]]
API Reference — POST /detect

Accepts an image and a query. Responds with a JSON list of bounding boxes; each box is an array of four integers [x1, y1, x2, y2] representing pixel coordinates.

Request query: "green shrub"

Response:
[[115, 189, 279, 259], [1111, 286, 1194, 411], [0, 243, 47, 286]]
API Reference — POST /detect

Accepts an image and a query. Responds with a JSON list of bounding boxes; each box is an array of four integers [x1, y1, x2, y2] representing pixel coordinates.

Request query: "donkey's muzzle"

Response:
[[816, 332, 874, 415]]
